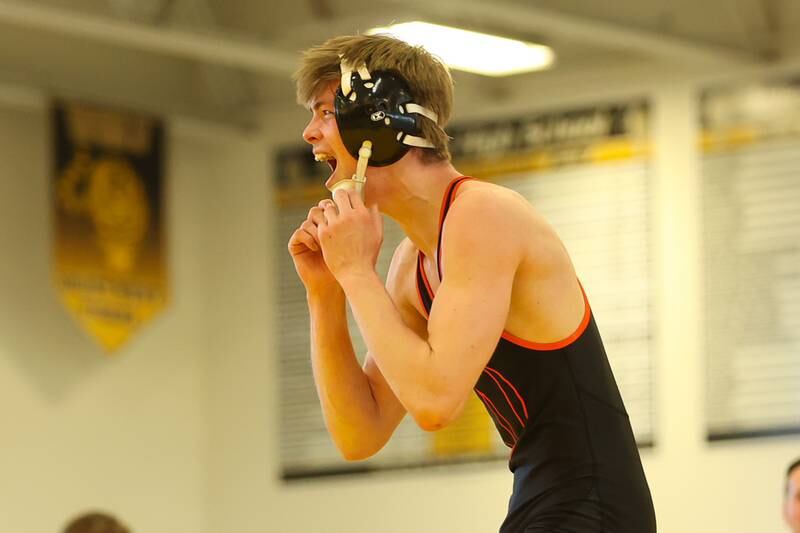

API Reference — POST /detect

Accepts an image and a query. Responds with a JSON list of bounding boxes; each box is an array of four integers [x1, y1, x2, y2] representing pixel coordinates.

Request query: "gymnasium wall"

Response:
[[1, 55, 799, 533]]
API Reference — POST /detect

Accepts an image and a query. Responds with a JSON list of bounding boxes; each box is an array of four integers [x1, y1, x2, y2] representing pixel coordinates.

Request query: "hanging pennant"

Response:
[[52, 100, 168, 353]]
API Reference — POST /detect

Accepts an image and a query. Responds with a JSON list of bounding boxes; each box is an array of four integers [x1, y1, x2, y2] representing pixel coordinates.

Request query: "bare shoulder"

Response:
[[448, 180, 571, 272], [385, 237, 418, 301], [446, 180, 544, 239], [449, 180, 583, 342], [449, 180, 541, 230]]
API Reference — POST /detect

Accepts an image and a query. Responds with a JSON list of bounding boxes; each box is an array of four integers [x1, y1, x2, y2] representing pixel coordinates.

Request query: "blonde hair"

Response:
[[294, 34, 454, 162]]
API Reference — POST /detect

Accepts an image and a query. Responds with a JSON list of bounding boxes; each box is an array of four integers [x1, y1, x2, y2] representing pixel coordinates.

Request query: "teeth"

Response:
[[314, 153, 334, 162]]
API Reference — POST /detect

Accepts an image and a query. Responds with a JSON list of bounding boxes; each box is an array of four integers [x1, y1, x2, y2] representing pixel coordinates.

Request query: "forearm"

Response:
[[339, 271, 450, 428], [307, 288, 386, 458]]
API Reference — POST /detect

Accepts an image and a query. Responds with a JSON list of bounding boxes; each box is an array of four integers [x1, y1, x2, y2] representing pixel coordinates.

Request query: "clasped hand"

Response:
[[316, 189, 383, 283]]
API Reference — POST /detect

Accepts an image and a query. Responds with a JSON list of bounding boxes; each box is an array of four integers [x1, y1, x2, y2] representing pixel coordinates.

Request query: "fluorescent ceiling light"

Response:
[[367, 21, 554, 77]]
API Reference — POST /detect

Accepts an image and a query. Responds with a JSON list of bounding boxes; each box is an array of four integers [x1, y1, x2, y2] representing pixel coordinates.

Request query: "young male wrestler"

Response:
[[288, 34, 656, 532]]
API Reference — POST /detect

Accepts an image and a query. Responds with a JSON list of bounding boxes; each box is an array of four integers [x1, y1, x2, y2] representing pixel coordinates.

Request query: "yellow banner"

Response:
[[52, 101, 168, 353], [431, 395, 494, 458]]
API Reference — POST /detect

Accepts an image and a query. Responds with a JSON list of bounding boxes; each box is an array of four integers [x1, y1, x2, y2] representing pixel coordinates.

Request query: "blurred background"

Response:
[[1, 0, 799, 531]]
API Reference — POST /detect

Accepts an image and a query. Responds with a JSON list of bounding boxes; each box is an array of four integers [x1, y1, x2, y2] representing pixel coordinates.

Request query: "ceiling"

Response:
[[0, 0, 798, 128]]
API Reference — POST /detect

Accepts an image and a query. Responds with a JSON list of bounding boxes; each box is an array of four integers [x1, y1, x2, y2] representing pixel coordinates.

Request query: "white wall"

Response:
[[0, 102, 252, 533], [211, 60, 800, 533], [2, 55, 800, 533]]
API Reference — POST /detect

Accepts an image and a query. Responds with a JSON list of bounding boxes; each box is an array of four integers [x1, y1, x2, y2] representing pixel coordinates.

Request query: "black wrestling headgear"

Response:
[[334, 61, 439, 166]]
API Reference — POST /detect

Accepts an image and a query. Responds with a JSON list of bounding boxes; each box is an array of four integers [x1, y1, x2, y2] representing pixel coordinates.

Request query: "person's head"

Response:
[[785, 458, 800, 532], [294, 34, 454, 192], [63, 511, 130, 533]]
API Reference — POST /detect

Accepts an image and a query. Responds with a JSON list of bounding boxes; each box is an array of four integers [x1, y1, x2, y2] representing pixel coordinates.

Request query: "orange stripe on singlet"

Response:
[[415, 282, 430, 319], [500, 283, 592, 351], [435, 176, 473, 280], [475, 389, 518, 446], [421, 176, 591, 353], [484, 367, 529, 420], [482, 367, 527, 425], [416, 176, 472, 317], [418, 254, 435, 303]]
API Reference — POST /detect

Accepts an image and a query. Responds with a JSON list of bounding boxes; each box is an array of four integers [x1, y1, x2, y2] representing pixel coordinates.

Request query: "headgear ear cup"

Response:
[[334, 63, 438, 167]]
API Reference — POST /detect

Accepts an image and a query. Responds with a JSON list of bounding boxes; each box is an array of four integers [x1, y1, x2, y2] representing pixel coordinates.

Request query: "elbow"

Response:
[[339, 447, 374, 462], [415, 414, 449, 432], [332, 435, 385, 462], [411, 397, 465, 432]]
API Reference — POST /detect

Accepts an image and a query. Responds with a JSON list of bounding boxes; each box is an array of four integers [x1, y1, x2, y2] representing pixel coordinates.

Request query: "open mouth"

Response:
[[314, 153, 337, 174]]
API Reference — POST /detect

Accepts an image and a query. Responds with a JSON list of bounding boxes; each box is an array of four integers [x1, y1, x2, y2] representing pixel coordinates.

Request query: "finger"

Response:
[[349, 189, 365, 210], [318, 199, 337, 222], [322, 203, 338, 224], [300, 231, 319, 252], [372, 203, 382, 224], [332, 188, 353, 212], [301, 220, 321, 241], [308, 206, 325, 226], [289, 228, 319, 252]]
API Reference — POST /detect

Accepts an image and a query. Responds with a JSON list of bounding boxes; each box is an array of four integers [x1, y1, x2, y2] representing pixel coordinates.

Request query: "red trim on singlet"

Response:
[[435, 182, 453, 250], [415, 278, 430, 319], [500, 283, 592, 351], [484, 366, 529, 421], [482, 369, 525, 426], [418, 254, 435, 301], [417, 178, 592, 352], [436, 177, 473, 279], [475, 389, 518, 446], [417, 177, 472, 316]]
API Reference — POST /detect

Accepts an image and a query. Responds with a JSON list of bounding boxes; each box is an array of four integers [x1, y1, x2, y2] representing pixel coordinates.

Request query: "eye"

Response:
[[322, 109, 334, 117]]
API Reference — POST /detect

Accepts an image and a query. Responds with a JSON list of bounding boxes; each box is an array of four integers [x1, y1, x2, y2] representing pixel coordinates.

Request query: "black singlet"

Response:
[[414, 177, 656, 533]]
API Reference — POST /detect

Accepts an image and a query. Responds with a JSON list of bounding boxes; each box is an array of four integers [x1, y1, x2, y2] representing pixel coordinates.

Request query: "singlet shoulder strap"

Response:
[[415, 252, 433, 316], [415, 176, 473, 315], [435, 176, 473, 280]]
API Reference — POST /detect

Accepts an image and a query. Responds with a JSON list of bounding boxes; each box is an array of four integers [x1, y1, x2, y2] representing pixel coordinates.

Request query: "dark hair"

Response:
[[786, 457, 800, 498], [63, 511, 130, 533]]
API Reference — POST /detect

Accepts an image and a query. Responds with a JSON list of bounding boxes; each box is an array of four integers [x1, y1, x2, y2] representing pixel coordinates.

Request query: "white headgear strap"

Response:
[[339, 60, 439, 148]]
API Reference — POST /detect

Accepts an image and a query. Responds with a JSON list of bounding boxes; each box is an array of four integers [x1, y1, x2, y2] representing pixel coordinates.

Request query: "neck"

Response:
[[372, 156, 462, 258]]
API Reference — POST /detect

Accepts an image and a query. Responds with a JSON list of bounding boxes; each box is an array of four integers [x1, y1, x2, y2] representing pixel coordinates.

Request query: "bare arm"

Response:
[[336, 191, 523, 431], [307, 240, 423, 460]]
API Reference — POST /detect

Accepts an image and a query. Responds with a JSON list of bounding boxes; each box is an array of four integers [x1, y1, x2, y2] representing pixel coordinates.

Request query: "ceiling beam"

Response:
[[0, 0, 761, 82], [0, 0, 297, 77], [271, 12, 419, 46], [384, 0, 758, 66]]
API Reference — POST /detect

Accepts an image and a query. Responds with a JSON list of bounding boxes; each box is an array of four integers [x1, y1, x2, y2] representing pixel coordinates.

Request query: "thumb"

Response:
[[373, 207, 383, 236], [370, 204, 382, 224]]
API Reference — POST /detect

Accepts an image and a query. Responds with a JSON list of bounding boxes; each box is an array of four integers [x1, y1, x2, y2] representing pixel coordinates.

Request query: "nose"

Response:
[[302, 118, 320, 145]]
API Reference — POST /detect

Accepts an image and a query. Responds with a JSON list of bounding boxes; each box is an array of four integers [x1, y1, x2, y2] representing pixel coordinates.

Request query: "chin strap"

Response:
[[329, 140, 372, 199]]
